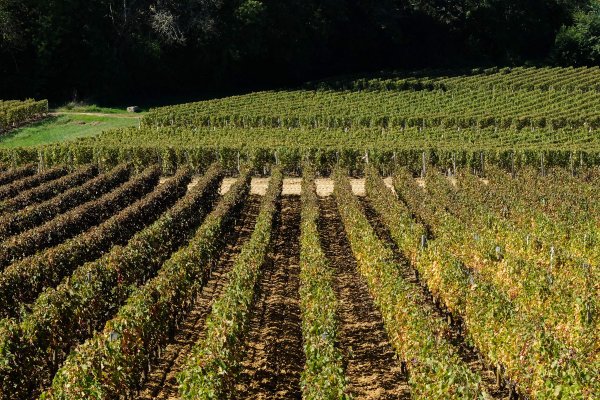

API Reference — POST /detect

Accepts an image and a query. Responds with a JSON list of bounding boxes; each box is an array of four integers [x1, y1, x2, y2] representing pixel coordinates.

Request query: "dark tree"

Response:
[[0, 0, 594, 102]]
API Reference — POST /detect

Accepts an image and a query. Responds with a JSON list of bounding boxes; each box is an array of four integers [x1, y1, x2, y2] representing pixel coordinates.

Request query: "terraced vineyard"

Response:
[[0, 67, 598, 399]]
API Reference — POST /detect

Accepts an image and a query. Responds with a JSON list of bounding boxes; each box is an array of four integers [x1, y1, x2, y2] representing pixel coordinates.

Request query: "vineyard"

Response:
[[0, 66, 597, 399], [0, 100, 48, 133], [0, 161, 596, 400], [2, 67, 600, 173]]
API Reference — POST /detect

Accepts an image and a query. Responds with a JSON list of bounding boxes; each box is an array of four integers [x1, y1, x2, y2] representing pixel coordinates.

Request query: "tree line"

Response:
[[0, 0, 597, 103]]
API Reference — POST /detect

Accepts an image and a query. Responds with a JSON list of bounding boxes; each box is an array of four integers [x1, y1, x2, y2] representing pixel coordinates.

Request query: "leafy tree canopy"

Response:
[[0, 0, 596, 102]]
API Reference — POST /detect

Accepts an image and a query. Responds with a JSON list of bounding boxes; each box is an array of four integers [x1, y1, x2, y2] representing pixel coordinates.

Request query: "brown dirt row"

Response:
[[137, 195, 262, 400], [234, 196, 304, 399], [359, 197, 511, 399], [318, 197, 411, 399]]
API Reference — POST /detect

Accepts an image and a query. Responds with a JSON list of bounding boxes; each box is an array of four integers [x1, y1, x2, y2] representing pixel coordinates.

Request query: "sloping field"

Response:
[[0, 67, 597, 400], [2, 67, 600, 172]]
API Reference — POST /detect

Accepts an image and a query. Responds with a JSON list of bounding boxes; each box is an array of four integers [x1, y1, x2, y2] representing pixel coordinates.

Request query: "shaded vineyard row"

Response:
[[0, 99, 48, 133]]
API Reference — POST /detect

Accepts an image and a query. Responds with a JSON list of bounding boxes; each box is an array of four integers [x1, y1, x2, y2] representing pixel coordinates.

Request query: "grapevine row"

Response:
[[0, 163, 130, 241], [4, 136, 599, 176], [178, 168, 283, 399], [42, 166, 249, 399], [0, 166, 67, 201], [389, 169, 597, 398], [298, 167, 347, 399], [0, 166, 196, 319], [0, 164, 223, 399], [0, 165, 160, 269], [0, 164, 37, 186], [0, 99, 48, 133], [142, 84, 600, 131], [0, 165, 98, 214], [333, 168, 486, 399], [421, 169, 598, 359], [326, 66, 600, 93]]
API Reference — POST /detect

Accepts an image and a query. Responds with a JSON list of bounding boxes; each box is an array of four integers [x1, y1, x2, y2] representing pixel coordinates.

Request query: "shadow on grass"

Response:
[[0, 114, 139, 148], [0, 116, 59, 140]]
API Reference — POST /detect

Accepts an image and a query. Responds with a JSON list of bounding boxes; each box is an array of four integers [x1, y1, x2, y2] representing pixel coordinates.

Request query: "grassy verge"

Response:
[[0, 114, 141, 148], [53, 102, 141, 114]]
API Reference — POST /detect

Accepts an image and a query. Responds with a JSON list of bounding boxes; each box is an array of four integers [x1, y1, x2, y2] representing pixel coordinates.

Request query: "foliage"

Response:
[[0, 0, 590, 102], [0, 165, 66, 201], [0, 100, 48, 132], [3, 66, 600, 173], [178, 168, 282, 399], [299, 166, 348, 399], [334, 168, 486, 399], [142, 67, 600, 131], [554, 3, 600, 65], [0, 164, 160, 269], [0, 164, 223, 399], [0, 164, 97, 213], [389, 166, 600, 398], [0, 164, 130, 241], [0, 163, 36, 185], [0, 165, 196, 320], [42, 166, 250, 400]]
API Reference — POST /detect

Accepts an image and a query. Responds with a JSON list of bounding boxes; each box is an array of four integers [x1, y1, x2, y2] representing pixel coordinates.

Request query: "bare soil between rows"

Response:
[[318, 197, 410, 399], [235, 196, 304, 399], [137, 195, 262, 400], [218, 177, 394, 197], [133, 189, 510, 400]]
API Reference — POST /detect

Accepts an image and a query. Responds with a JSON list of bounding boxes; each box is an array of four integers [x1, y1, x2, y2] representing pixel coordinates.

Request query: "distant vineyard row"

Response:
[[317, 65, 600, 93], [0, 99, 48, 133], [141, 67, 600, 131], [1, 126, 600, 174], [5, 66, 600, 171]]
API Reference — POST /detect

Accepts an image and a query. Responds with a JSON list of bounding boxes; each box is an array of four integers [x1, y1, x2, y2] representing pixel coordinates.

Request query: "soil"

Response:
[[137, 195, 262, 400], [218, 176, 396, 197], [234, 196, 304, 399], [220, 177, 270, 196], [281, 178, 301, 195], [317, 197, 411, 399], [219, 177, 393, 197]]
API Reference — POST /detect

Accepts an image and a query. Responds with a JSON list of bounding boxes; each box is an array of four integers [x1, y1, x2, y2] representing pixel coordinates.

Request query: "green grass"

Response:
[[53, 102, 141, 114], [0, 114, 141, 148]]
